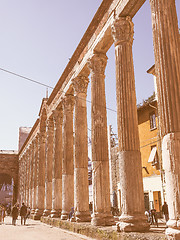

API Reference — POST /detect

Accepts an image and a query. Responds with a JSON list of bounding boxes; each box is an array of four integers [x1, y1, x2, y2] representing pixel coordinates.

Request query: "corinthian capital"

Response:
[[88, 52, 108, 75], [53, 106, 63, 127], [111, 16, 134, 46], [72, 75, 89, 95], [62, 94, 74, 113], [47, 116, 54, 132]]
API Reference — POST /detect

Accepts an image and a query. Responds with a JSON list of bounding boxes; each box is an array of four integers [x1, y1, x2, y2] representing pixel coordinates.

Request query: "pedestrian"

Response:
[[162, 201, 169, 223], [26, 207, 31, 219], [20, 202, 27, 225], [0, 206, 2, 224], [151, 208, 158, 227], [11, 204, 18, 225], [68, 207, 74, 221], [2, 206, 6, 223]]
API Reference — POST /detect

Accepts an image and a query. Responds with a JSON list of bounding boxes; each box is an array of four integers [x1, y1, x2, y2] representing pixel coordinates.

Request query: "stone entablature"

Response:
[[17, 0, 180, 239]]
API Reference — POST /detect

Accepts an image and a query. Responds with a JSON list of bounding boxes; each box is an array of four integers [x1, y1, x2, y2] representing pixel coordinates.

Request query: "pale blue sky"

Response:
[[0, 0, 179, 150]]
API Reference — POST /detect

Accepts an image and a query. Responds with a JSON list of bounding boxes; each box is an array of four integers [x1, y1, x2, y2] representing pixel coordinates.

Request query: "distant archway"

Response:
[[0, 173, 13, 206], [0, 151, 18, 205]]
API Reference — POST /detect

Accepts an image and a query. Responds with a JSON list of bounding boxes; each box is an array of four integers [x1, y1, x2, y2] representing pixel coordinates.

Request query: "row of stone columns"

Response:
[[18, 15, 149, 230], [19, 3, 180, 237]]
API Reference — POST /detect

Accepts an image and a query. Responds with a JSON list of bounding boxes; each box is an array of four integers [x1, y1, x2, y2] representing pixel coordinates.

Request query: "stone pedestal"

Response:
[[111, 16, 149, 232], [61, 94, 74, 220], [73, 74, 91, 222], [50, 107, 63, 218], [88, 52, 114, 226], [43, 117, 53, 216], [149, 0, 180, 238]]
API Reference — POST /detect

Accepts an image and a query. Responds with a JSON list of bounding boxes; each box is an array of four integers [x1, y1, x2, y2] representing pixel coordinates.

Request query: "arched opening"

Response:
[[0, 173, 13, 210]]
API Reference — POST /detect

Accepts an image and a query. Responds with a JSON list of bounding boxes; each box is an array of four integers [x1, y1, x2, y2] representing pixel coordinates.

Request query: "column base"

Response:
[[43, 209, 51, 216], [50, 209, 61, 218], [33, 209, 44, 220], [30, 209, 35, 215], [61, 211, 69, 220], [165, 220, 180, 240], [91, 212, 115, 226], [75, 211, 91, 222], [117, 214, 150, 232]]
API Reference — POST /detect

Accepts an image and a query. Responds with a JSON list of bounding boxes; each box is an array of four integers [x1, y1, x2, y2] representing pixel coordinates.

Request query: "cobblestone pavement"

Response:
[[0, 216, 94, 240]]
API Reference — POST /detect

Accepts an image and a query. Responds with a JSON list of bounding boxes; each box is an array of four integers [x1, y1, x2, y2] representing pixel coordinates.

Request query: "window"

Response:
[[148, 145, 160, 170], [149, 112, 156, 130]]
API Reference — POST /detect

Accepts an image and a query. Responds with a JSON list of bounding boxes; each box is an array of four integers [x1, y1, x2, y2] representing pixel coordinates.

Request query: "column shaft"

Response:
[[43, 117, 54, 216], [51, 107, 63, 218], [149, 0, 180, 238], [61, 94, 74, 220], [28, 145, 33, 209], [88, 52, 114, 226], [34, 132, 46, 220], [111, 16, 149, 231], [73, 74, 91, 222]]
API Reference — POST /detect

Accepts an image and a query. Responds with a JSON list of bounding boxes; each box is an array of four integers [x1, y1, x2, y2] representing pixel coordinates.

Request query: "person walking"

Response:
[[20, 202, 27, 225], [2, 206, 6, 223], [151, 208, 158, 227], [11, 204, 18, 225], [162, 201, 169, 223], [0, 206, 2, 224]]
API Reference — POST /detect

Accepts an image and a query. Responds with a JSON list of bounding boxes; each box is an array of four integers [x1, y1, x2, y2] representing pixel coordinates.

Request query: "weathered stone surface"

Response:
[[150, 0, 180, 238], [51, 107, 63, 218], [111, 16, 149, 231], [61, 94, 74, 220], [41, 216, 166, 240], [73, 75, 91, 222], [88, 52, 114, 226]]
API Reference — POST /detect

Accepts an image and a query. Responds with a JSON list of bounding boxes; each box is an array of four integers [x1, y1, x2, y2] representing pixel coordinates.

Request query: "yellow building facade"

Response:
[[138, 99, 164, 213]]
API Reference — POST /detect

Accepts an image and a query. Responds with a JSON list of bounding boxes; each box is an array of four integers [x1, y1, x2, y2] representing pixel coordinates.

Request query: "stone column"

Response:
[[19, 158, 23, 205], [149, 1, 180, 238], [88, 52, 114, 226], [30, 142, 35, 213], [25, 150, 30, 206], [34, 131, 46, 220], [28, 145, 33, 209], [61, 94, 74, 220], [50, 106, 63, 218], [43, 116, 54, 216], [23, 155, 27, 204], [33, 135, 39, 213], [72, 74, 91, 222], [111, 16, 149, 231]]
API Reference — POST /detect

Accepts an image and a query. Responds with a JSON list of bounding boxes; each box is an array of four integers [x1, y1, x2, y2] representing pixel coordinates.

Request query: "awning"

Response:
[[148, 147, 157, 163]]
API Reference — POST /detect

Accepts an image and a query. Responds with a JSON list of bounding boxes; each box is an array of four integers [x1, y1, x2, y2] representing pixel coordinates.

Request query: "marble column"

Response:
[[111, 16, 149, 231], [72, 74, 91, 222], [23, 155, 27, 204], [19, 159, 23, 205], [61, 94, 74, 220], [28, 145, 33, 209], [25, 150, 30, 206], [43, 116, 54, 216], [30, 142, 35, 213], [149, 1, 180, 238], [34, 131, 46, 220], [50, 106, 63, 218], [33, 135, 39, 214], [88, 52, 114, 226]]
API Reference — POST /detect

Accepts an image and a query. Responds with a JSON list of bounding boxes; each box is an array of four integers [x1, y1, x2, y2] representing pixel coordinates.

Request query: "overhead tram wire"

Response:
[[0, 67, 117, 114], [0, 67, 54, 89], [0, 67, 161, 149]]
